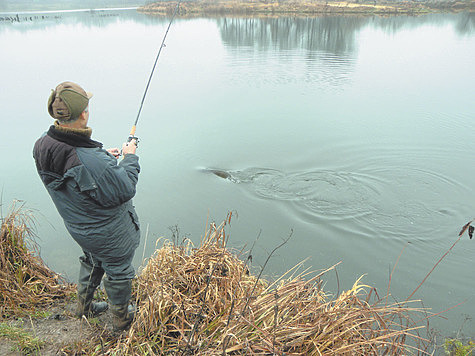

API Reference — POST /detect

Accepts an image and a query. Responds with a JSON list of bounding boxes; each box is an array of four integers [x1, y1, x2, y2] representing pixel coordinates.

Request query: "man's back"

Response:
[[33, 124, 140, 261]]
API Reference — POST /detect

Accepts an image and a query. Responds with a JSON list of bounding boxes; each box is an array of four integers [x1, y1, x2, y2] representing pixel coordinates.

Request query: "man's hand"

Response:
[[106, 148, 120, 159], [122, 139, 137, 156]]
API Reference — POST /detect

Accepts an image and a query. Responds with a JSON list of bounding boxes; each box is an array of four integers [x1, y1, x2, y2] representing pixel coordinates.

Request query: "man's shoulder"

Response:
[[75, 147, 115, 172], [34, 131, 83, 176], [35, 131, 48, 141], [34, 131, 50, 146], [34, 131, 71, 156]]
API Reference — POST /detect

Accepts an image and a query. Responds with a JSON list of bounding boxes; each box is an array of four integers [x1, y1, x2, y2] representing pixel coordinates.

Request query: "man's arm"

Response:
[[80, 140, 140, 207]]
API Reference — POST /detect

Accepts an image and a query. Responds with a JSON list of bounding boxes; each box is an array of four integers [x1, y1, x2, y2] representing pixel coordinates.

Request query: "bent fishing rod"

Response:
[[126, 0, 182, 146]]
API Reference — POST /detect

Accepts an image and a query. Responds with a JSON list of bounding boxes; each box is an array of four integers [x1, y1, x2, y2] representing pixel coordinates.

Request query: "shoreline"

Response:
[[2, 209, 458, 355], [138, 0, 475, 17]]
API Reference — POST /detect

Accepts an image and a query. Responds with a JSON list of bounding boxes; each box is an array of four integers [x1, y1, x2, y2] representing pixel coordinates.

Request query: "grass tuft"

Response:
[[444, 338, 475, 356], [0, 322, 45, 354], [0, 201, 75, 318]]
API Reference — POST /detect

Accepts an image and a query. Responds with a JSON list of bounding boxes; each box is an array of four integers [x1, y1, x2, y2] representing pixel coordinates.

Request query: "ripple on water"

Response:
[[213, 166, 468, 241]]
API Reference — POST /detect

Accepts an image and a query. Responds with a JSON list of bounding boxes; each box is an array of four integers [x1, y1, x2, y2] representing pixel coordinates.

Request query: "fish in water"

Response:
[[204, 168, 231, 180]]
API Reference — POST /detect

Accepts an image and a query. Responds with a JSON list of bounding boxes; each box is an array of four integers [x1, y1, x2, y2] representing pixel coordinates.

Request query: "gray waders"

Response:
[[75, 257, 108, 318], [103, 278, 135, 331]]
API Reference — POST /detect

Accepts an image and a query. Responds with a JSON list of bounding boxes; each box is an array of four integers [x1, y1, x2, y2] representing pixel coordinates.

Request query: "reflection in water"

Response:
[[370, 11, 475, 36], [217, 16, 365, 54], [214, 13, 473, 88], [217, 13, 474, 54], [455, 12, 475, 35], [206, 166, 466, 239], [217, 17, 365, 88]]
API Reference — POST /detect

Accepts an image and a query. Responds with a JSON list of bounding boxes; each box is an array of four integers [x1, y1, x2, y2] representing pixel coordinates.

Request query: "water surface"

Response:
[[1, 7, 474, 340]]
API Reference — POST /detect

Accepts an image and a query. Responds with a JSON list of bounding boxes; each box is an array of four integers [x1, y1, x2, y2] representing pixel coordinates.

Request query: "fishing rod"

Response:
[[126, 0, 182, 145]]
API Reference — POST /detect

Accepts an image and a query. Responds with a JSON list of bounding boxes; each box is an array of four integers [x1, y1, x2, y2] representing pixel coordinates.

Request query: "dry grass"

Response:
[[0, 205, 431, 354], [0, 202, 74, 318], [103, 213, 429, 355], [138, 0, 439, 17]]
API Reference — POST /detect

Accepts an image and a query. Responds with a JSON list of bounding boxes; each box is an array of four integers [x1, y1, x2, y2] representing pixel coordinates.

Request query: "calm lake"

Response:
[[1, 5, 474, 341]]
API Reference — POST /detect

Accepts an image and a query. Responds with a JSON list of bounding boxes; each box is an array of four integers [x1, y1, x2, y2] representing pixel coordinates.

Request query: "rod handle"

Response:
[[129, 125, 137, 137]]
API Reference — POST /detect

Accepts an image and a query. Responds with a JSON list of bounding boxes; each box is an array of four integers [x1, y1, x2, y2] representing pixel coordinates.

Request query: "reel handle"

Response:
[[118, 133, 139, 157], [127, 135, 139, 148]]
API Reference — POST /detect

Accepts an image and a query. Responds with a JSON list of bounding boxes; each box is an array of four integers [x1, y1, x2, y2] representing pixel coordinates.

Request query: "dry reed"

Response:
[[0, 202, 74, 318], [104, 213, 429, 355]]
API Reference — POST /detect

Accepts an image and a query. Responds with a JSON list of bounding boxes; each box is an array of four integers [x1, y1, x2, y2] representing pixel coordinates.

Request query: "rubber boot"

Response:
[[103, 278, 135, 331], [75, 257, 108, 318]]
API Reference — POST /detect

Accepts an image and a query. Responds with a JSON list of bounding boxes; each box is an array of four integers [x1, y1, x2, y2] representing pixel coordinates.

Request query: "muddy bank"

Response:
[[0, 300, 116, 356]]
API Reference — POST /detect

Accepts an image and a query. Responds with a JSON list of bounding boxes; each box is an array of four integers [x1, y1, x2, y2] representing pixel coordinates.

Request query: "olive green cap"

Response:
[[47, 81, 93, 121]]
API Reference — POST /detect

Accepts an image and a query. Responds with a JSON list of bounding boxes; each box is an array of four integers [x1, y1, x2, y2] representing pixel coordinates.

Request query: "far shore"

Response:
[[138, 0, 475, 17]]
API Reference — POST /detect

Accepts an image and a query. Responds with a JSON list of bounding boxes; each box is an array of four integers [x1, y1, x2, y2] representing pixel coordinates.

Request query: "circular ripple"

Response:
[[226, 167, 468, 239], [230, 168, 383, 219]]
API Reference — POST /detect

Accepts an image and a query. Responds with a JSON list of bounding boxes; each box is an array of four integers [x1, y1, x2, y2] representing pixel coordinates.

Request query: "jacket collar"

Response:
[[47, 124, 103, 148], [54, 120, 93, 138]]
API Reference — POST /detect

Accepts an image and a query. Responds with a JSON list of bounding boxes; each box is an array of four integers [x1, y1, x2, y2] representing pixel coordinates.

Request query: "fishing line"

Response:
[[127, 0, 181, 142]]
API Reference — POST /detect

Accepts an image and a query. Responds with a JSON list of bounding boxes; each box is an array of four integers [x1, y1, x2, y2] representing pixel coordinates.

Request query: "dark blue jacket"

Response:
[[33, 126, 140, 262]]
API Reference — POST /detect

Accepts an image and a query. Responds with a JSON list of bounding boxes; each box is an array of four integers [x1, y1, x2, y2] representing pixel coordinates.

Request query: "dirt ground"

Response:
[[0, 300, 120, 355]]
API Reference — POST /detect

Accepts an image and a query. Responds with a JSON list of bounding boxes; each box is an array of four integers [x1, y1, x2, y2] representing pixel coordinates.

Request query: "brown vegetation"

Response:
[[1, 207, 434, 354], [102, 213, 430, 355], [0, 202, 74, 318], [138, 0, 475, 17]]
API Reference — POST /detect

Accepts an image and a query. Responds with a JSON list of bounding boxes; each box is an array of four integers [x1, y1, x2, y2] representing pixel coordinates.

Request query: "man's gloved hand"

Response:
[[122, 139, 137, 156]]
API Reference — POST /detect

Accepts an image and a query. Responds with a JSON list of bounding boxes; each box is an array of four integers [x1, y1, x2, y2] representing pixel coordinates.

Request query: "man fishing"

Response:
[[33, 81, 140, 331]]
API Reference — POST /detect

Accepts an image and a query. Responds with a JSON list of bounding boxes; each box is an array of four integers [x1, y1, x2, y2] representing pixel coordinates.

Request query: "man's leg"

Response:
[[76, 252, 108, 318], [102, 252, 136, 331]]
